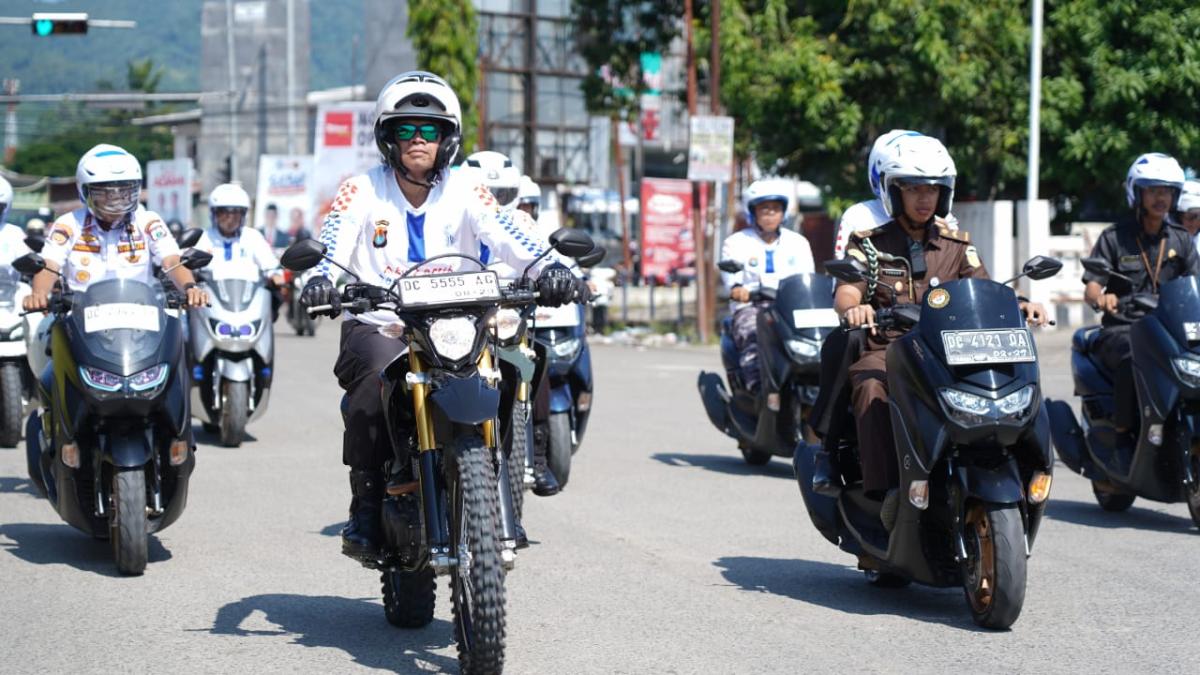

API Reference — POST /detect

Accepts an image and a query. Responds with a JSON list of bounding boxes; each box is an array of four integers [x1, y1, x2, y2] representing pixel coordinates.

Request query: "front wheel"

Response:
[[547, 412, 573, 487], [449, 435, 506, 673], [961, 502, 1027, 629], [506, 404, 529, 521], [1092, 481, 1135, 512], [0, 362, 24, 447], [1186, 455, 1200, 529], [382, 567, 436, 628], [739, 444, 772, 466], [219, 381, 249, 447], [111, 469, 148, 576]]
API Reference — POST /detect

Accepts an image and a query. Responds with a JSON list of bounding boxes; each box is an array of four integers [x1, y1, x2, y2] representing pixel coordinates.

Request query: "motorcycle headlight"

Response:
[[1173, 356, 1200, 387], [938, 384, 1037, 427], [995, 385, 1035, 417], [785, 338, 820, 359], [129, 363, 170, 392], [1, 324, 24, 340], [493, 309, 522, 342], [428, 317, 477, 361], [551, 337, 581, 359], [80, 366, 123, 392]]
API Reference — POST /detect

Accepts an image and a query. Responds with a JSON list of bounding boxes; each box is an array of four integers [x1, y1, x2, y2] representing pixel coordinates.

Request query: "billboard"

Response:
[[639, 177, 695, 282], [311, 101, 378, 234], [145, 158, 193, 227], [687, 115, 735, 182], [255, 155, 313, 250]]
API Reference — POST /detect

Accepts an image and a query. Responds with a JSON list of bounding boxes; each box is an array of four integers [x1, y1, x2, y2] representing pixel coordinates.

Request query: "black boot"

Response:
[[811, 447, 842, 497], [531, 427, 561, 497], [342, 469, 384, 560]]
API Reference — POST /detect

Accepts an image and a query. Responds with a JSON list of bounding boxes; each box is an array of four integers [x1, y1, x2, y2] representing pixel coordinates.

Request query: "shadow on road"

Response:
[[651, 452, 795, 480], [1045, 498, 1197, 533], [0, 475, 38, 497], [714, 556, 991, 632], [207, 593, 456, 672], [192, 424, 259, 448], [0, 522, 172, 575], [318, 521, 343, 537]]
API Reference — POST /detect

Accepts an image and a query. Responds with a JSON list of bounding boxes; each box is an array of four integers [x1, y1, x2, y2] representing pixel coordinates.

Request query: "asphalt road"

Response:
[[1, 326, 1197, 674]]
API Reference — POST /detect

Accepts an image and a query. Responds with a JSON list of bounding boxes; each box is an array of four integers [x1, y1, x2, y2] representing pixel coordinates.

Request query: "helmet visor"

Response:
[[86, 181, 140, 221], [489, 187, 519, 206], [213, 207, 247, 235]]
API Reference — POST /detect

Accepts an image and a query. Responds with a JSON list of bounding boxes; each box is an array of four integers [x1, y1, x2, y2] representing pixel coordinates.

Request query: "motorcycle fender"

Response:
[[216, 358, 253, 383], [497, 344, 536, 383], [957, 457, 1023, 505], [101, 431, 153, 469], [429, 374, 500, 425], [549, 382, 573, 414]]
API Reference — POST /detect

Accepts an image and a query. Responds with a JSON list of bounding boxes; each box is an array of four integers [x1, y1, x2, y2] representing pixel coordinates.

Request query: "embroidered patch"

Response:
[[928, 288, 950, 308], [146, 219, 169, 241], [372, 220, 389, 248], [72, 243, 101, 253], [881, 268, 905, 277], [50, 226, 72, 246]]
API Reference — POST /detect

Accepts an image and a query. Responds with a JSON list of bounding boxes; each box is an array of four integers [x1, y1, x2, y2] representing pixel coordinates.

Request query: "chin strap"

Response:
[[396, 162, 439, 190]]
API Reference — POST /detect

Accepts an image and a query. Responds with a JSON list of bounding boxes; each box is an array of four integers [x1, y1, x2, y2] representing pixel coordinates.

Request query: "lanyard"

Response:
[[1135, 234, 1167, 293]]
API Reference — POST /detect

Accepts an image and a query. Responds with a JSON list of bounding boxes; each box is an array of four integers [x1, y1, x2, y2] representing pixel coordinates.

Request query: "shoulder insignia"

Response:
[[938, 226, 969, 243], [965, 245, 982, 268]]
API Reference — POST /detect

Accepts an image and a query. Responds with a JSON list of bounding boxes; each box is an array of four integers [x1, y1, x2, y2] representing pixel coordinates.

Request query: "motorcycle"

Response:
[[189, 271, 275, 447], [794, 255, 1061, 629], [16, 248, 212, 575], [698, 262, 839, 465], [280, 227, 595, 672], [0, 266, 33, 447], [282, 267, 318, 336], [1047, 258, 1200, 527], [529, 300, 592, 488]]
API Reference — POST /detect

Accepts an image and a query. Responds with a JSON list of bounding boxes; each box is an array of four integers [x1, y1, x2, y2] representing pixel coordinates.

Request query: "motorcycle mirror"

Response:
[[12, 252, 46, 277], [1080, 257, 1113, 277], [576, 246, 606, 268], [176, 227, 204, 249], [24, 234, 45, 253], [1132, 294, 1159, 312], [548, 228, 595, 258], [717, 259, 743, 274], [1022, 255, 1063, 281], [281, 238, 328, 272], [823, 258, 866, 284], [181, 248, 213, 270]]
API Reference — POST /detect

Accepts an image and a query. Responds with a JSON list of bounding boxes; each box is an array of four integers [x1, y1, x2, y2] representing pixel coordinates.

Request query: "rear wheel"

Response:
[[1092, 481, 1136, 512], [961, 502, 1027, 629], [219, 381, 249, 447], [0, 362, 24, 447], [547, 412, 573, 488], [382, 567, 436, 628], [111, 469, 148, 576], [449, 435, 506, 674]]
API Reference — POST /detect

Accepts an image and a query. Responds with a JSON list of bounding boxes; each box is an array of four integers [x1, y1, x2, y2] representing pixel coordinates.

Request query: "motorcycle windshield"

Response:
[[0, 266, 22, 305], [211, 278, 258, 312], [1156, 275, 1200, 350], [66, 278, 168, 374], [774, 273, 837, 340]]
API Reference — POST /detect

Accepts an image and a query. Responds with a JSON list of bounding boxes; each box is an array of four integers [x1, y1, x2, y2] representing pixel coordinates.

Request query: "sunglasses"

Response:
[[394, 123, 442, 142]]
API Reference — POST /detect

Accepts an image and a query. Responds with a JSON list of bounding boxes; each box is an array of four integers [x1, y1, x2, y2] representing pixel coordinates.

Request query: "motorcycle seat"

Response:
[[1071, 326, 1103, 356]]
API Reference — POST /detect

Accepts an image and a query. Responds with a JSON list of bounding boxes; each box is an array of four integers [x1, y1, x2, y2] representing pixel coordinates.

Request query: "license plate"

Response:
[[941, 328, 1036, 365], [83, 303, 159, 333], [793, 308, 840, 329], [398, 271, 501, 307]]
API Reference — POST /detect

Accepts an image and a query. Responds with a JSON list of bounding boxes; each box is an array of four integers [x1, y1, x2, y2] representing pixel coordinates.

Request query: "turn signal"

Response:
[[766, 393, 781, 412], [576, 392, 592, 412], [908, 479, 929, 510], [61, 443, 80, 469], [169, 440, 190, 466], [1028, 471, 1052, 504], [1147, 424, 1164, 446]]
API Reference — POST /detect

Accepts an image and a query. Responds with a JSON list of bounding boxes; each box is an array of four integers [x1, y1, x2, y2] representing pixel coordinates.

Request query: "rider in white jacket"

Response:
[[197, 183, 285, 319], [720, 177, 815, 392], [0, 176, 31, 266]]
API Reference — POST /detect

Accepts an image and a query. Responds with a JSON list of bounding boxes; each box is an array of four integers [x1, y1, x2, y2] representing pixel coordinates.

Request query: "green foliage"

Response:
[[407, 0, 481, 153], [572, 0, 684, 118]]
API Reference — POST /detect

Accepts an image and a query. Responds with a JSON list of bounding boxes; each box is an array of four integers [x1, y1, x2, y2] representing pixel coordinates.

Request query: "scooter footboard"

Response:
[[1045, 398, 1092, 477], [792, 442, 840, 545], [697, 372, 734, 438]]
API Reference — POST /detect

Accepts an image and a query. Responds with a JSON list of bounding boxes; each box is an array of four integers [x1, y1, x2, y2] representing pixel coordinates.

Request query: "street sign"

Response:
[[687, 115, 735, 182]]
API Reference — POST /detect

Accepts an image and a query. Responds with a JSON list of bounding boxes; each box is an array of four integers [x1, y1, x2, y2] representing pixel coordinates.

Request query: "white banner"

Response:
[[311, 102, 378, 236], [255, 155, 314, 250], [687, 115, 735, 182], [146, 158, 193, 227]]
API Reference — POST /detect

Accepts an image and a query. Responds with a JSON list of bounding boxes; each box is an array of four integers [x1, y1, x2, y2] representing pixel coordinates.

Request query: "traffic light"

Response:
[[31, 13, 88, 37]]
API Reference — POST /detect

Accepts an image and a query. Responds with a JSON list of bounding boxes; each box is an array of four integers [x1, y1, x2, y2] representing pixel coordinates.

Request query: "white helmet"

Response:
[[517, 175, 541, 219], [209, 182, 251, 235], [1178, 180, 1200, 214], [743, 177, 792, 230], [465, 151, 521, 207], [373, 71, 463, 183], [868, 129, 923, 203], [1125, 152, 1185, 210], [0, 175, 12, 224], [76, 144, 142, 223], [879, 135, 957, 219]]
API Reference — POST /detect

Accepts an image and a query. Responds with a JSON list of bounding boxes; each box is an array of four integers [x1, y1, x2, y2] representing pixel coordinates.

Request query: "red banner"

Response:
[[640, 178, 695, 282]]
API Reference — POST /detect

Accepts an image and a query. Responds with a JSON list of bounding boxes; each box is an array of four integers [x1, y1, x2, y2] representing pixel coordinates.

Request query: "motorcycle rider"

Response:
[[720, 177, 815, 393], [1177, 180, 1200, 245], [0, 176, 32, 265], [1083, 153, 1200, 436], [197, 183, 285, 319], [23, 144, 209, 312], [516, 175, 541, 223], [837, 135, 1046, 502], [833, 129, 958, 260], [301, 71, 585, 559]]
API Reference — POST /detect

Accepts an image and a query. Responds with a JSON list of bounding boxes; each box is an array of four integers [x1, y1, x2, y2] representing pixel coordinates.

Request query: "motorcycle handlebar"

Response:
[[305, 285, 544, 318]]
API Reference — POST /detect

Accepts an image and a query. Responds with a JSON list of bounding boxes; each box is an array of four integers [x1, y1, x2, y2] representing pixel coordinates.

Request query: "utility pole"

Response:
[[1026, 0, 1043, 243], [614, 117, 631, 275], [684, 0, 709, 342], [286, 0, 297, 154], [709, 0, 723, 341], [224, 0, 240, 182]]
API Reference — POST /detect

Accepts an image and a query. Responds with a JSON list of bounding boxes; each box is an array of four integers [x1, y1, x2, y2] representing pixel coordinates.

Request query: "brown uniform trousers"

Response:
[[843, 221, 988, 494]]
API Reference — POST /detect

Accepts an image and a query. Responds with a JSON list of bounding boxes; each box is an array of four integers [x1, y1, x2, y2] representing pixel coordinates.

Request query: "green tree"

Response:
[[573, 0, 684, 118], [408, 0, 481, 153]]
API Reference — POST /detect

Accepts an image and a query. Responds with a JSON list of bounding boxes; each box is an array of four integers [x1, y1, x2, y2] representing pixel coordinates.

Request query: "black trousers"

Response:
[[334, 320, 409, 470], [1093, 326, 1135, 429]]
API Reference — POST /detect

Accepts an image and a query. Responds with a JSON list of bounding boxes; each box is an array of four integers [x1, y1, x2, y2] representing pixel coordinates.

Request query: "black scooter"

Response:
[[1047, 258, 1200, 526], [698, 261, 839, 465], [17, 248, 211, 575], [794, 255, 1061, 629]]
